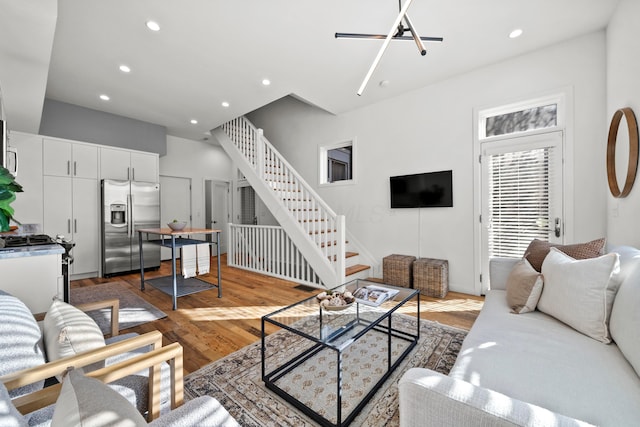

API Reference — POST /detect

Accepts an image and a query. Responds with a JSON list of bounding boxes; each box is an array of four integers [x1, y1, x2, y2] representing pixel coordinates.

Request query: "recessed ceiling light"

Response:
[[262, 78, 271, 86], [509, 28, 523, 39], [221, 101, 230, 108], [119, 64, 131, 73], [146, 20, 160, 31], [190, 119, 198, 124], [99, 94, 110, 101]]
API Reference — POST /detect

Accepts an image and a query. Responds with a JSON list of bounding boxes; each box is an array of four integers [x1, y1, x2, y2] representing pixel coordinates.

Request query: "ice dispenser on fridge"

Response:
[[110, 203, 127, 226]]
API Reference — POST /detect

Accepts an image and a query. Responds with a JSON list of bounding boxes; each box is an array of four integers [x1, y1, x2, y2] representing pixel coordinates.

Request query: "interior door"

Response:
[[205, 179, 230, 254], [480, 131, 564, 292], [160, 175, 192, 260]]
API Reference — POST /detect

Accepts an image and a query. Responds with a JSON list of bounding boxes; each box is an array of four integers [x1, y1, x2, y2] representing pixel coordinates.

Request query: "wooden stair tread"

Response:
[[329, 251, 358, 261], [346, 264, 370, 276]]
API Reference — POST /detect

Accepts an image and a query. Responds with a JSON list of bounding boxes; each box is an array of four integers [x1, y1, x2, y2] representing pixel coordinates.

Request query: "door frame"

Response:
[[203, 178, 231, 254], [472, 88, 575, 295]]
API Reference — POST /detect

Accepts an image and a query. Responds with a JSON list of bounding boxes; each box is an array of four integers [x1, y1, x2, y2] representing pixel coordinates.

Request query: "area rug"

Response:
[[184, 315, 467, 426], [71, 281, 167, 334]]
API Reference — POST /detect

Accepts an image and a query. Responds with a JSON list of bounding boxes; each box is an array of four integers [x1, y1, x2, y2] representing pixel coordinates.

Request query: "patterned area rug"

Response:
[[185, 315, 467, 426], [71, 281, 167, 334]]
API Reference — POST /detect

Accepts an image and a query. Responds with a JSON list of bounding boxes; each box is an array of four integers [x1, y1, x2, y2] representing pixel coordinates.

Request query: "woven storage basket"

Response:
[[383, 254, 416, 288], [413, 258, 449, 297]]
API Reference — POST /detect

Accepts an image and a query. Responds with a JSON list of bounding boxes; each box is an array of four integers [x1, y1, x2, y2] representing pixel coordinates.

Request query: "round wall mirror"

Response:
[[607, 107, 639, 198]]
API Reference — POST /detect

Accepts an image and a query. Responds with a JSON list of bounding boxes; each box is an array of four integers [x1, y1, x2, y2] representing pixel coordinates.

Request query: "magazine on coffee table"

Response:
[[353, 285, 400, 307]]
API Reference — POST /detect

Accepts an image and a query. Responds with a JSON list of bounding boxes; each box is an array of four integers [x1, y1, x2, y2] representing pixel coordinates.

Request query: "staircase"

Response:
[[213, 117, 370, 289]]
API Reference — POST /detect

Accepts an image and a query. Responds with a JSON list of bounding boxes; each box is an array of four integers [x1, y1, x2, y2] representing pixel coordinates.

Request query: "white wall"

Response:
[[248, 31, 607, 295], [159, 135, 233, 229], [606, 0, 640, 247]]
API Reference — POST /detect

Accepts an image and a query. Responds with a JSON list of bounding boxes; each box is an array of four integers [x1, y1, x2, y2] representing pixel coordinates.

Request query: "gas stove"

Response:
[[0, 234, 56, 248]]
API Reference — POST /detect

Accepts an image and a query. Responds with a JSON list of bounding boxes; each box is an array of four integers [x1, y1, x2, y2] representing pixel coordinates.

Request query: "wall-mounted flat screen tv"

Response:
[[390, 170, 453, 208]]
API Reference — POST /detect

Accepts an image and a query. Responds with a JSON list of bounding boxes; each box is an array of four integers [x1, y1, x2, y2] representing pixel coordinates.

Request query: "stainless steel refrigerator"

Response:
[[101, 179, 160, 276]]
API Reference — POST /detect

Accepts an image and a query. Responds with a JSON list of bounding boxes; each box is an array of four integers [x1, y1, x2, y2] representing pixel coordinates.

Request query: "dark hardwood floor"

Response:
[[72, 255, 484, 374]]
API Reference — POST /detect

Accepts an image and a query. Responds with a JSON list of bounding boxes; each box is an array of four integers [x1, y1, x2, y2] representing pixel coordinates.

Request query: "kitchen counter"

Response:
[[0, 244, 64, 259], [0, 244, 64, 314]]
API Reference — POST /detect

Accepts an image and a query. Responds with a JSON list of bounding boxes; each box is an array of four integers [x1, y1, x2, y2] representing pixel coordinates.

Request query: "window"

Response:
[[319, 139, 356, 185], [327, 147, 352, 182], [478, 95, 562, 140], [485, 104, 557, 137]]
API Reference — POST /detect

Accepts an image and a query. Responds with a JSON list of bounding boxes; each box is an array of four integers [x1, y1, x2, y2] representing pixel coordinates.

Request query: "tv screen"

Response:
[[390, 170, 453, 208]]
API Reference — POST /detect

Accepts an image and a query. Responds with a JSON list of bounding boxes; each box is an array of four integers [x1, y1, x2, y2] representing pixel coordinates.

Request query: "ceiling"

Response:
[[0, 0, 620, 142]]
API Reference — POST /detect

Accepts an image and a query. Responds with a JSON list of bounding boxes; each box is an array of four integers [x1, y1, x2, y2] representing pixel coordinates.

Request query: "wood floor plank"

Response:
[[72, 254, 483, 374]]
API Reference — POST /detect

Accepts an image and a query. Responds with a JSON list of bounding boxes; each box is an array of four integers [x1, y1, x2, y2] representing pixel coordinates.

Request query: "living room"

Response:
[[1, 1, 639, 426]]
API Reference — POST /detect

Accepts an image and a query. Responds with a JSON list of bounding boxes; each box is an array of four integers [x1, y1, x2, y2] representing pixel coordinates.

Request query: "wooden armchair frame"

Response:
[[1, 331, 183, 421], [2, 298, 180, 421]]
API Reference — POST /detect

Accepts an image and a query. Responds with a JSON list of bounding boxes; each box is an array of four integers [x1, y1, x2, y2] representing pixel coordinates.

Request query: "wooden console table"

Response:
[[137, 227, 222, 310]]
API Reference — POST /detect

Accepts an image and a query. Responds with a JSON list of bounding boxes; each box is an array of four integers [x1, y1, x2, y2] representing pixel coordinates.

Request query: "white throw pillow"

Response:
[[51, 368, 146, 427], [505, 258, 544, 314], [538, 247, 621, 343], [43, 300, 106, 376]]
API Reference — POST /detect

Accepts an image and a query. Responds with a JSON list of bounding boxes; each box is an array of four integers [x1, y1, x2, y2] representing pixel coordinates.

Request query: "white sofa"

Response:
[[399, 245, 640, 427]]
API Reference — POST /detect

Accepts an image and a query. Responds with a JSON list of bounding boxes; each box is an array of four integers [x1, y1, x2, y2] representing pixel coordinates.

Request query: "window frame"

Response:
[[318, 138, 357, 187]]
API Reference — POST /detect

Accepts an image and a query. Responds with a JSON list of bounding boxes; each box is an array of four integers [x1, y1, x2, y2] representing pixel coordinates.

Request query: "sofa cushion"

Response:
[[0, 290, 46, 400], [51, 368, 147, 427], [43, 300, 106, 377], [609, 246, 640, 377], [524, 238, 606, 272], [538, 248, 620, 343], [505, 258, 543, 314]]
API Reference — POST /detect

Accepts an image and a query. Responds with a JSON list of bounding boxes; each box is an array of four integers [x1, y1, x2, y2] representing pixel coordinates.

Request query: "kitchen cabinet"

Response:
[[43, 176, 99, 277], [100, 147, 158, 182], [43, 138, 98, 179], [8, 132, 44, 225]]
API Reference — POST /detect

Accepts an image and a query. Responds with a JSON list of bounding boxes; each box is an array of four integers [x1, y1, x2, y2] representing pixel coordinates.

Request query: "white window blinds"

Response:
[[486, 145, 558, 258]]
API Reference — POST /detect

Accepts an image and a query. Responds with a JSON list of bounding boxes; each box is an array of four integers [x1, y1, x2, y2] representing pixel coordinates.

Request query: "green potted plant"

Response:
[[0, 165, 22, 232]]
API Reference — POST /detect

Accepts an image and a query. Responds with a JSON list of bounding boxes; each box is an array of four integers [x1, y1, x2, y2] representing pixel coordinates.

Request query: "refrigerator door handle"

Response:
[[130, 194, 135, 238], [126, 194, 132, 238]]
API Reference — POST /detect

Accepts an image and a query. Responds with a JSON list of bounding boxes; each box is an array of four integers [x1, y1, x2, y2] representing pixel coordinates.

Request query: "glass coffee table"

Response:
[[261, 279, 420, 427]]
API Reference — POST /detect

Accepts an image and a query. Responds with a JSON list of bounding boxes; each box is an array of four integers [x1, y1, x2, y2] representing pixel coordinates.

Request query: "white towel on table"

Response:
[[181, 245, 197, 278], [196, 243, 210, 275]]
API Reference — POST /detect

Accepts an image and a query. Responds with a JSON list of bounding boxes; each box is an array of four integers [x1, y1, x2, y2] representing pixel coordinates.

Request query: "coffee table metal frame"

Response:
[[261, 279, 420, 427]]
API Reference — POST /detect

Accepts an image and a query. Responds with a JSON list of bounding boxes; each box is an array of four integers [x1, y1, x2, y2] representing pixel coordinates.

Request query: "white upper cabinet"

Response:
[[130, 151, 158, 182], [100, 147, 158, 182], [43, 138, 98, 179], [8, 132, 44, 225]]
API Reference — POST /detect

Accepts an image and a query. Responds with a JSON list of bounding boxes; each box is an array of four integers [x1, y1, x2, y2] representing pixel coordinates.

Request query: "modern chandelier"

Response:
[[335, 0, 443, 96]]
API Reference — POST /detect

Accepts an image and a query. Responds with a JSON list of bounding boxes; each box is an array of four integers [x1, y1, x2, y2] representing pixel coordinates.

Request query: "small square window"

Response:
[[319, 140, 356, 186]]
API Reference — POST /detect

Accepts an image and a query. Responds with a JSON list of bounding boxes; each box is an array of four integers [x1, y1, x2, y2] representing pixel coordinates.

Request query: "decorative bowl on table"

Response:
[[167, 221, 187, 231], [317, 290, 355, 311]]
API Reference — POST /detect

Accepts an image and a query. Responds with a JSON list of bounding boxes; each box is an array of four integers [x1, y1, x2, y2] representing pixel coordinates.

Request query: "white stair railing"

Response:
[[219, 117, 346, 287], [228, 223, 323, 287]]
